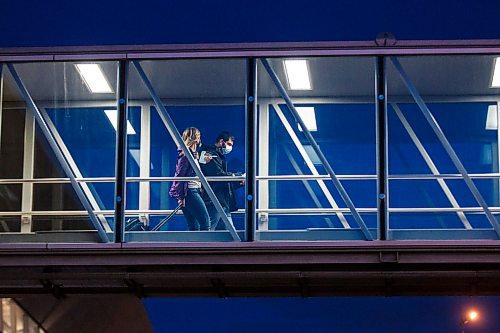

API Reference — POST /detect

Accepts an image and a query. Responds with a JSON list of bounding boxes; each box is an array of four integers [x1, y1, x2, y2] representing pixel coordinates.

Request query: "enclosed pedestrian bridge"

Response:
[[0, 41, 500, 297]]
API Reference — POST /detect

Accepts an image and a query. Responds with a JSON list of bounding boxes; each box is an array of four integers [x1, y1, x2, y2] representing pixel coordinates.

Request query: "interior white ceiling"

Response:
[[3, 55, 500, 103]]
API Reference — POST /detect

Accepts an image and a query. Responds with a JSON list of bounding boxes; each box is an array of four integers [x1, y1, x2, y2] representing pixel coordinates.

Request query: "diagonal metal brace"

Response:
[[390, 57, 500, 238], [261, 58, 373, 240], [6, 64, 109, 243], [132, 61, 240, 241]]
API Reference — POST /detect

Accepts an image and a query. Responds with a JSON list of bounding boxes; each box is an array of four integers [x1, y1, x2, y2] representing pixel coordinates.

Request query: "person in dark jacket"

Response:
[[169, 127, 212, 231], [199, 131, 243, 230]]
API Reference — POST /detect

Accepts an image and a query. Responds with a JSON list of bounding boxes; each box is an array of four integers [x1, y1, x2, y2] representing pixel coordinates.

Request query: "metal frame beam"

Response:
[[132, 60, 241, 241], [5, 64, 109, 242], [245, 58, 257, 241], [257, 103, 269, 231], [21, 110, 35, 233], [391, 57, 500, 238], [114, 60, 129, 243], [138, 103, 151, 227], [262, 59, 372, 240], [375, 56, 389, 240], [391, 103, 472, 229]]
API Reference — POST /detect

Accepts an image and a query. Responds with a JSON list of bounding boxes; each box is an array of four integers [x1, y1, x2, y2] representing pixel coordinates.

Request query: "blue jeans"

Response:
[[207, 204, 233, 231], [182, 188, 210, 231]]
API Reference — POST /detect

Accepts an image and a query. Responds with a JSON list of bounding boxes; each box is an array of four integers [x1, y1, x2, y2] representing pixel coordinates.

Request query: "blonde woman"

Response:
[[169, 127, 211, 231]]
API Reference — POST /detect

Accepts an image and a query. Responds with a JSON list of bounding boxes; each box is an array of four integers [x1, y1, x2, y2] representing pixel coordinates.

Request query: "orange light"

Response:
[[468, 311, 478, 322]]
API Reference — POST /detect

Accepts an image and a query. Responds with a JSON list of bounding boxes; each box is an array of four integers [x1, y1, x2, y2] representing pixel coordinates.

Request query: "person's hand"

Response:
[[177, 198, 185, 207], [204, 155, 213, 163], [240, 180, 245, 186]]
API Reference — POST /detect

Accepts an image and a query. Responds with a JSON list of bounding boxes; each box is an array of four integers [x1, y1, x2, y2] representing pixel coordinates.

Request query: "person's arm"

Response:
[[169, 156, 190, 203], [203, 157, 233, 177], [229, 171, 245, 189]]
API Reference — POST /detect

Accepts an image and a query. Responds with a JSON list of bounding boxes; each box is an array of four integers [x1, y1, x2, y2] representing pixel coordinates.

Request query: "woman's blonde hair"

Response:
[[181, 127, 201, 150]]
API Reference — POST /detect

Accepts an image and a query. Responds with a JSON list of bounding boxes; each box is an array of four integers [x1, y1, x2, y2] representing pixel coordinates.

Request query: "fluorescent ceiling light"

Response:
[[296, 107, 318, 132], [492, 57, 500, 88], [75, 64, 113, 93], [284, 59, 312, 90], [486, 105, 498, 130], [104, 110, 137, 135]]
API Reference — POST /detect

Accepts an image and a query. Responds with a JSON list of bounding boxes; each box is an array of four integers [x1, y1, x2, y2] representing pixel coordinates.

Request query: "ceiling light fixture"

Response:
[[491, 57, 500, 88], [75, 64, 113, 93], [283, 59, 312, 90]]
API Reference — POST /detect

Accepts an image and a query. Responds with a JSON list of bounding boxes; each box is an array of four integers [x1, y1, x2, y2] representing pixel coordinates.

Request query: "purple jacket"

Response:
[[169, 149, 196, 200]]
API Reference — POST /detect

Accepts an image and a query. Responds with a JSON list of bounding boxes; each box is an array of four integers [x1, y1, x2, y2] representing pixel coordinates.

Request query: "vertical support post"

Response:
[[375, 56, 389, 240], [114, 60, 129, 243], [257, 103, 269, 231], [21, 111, 35, 233], [245, 58, 257, 242], [139, 104, 151, 227], [261, 58, 373, 240]]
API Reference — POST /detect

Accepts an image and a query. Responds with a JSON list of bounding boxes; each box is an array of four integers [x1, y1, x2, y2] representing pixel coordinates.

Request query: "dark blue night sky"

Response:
[[145, 297, 500, 333], [2, 0, 500, 332], [2, 0, 500, 47]]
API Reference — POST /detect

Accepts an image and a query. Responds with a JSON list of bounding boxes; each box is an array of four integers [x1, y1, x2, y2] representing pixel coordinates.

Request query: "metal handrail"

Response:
[[1, 173, 499, 184], [2, 207, 500, 217]]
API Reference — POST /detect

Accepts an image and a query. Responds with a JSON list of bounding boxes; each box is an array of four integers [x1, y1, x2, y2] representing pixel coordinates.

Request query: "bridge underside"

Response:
[[1, 241, 500, 297]]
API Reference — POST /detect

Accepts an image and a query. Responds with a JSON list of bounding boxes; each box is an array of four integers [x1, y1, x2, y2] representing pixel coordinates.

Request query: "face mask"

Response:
[[221, 144, 233, 155]]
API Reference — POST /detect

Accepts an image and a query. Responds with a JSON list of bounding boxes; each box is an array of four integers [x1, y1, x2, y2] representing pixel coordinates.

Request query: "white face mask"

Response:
[[221, 144, 233, 155]]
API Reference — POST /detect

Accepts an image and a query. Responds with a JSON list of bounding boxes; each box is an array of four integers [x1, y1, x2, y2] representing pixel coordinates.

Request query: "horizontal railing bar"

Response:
[[0, 209, 247, 216], [2, 207, 500, 217], [257, 207, 500, 213], [1, 173, 500, 185], [0, 176, 246, 184]]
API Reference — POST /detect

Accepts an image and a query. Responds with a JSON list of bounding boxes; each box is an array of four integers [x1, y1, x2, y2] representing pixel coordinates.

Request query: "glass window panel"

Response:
[[2, 61, 119, 241], [0, 108, 25, 179], [0, 216, 21, 233], [0, 185, 22, 211], [257, 56, 376, 240], [127, 59, 246, 241], [387, 55, 500, 238]]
